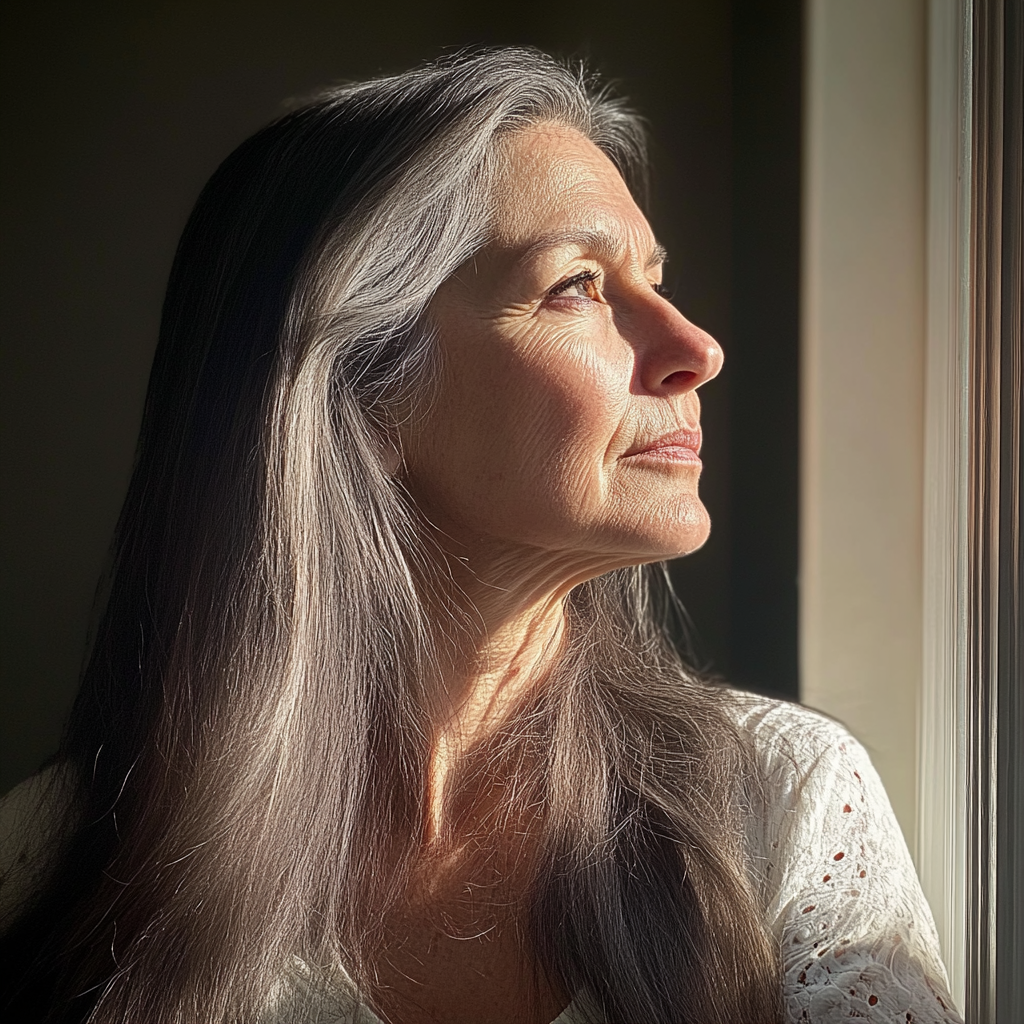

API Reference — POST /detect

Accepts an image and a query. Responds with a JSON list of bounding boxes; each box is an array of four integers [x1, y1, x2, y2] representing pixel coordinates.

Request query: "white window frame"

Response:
[[918, 0, 972, 1007]]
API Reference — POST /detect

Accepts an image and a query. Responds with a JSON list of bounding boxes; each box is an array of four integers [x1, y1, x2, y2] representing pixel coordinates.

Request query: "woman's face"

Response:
[[400, 124, 723, 586]]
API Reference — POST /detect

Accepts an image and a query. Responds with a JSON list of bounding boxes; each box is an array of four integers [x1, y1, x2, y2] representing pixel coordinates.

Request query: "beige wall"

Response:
[[801, 0, 927, 851]]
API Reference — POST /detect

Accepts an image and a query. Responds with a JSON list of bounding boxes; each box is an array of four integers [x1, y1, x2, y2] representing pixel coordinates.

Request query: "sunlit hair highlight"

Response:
[[0, 48, 782, 1024]]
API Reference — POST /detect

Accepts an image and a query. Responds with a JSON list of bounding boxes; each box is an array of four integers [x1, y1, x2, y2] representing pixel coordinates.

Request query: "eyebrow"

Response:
[[518, 229, 668, 270]]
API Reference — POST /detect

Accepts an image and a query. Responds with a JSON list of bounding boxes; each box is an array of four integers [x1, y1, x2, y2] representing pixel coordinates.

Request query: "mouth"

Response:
[[622, 428, 702, 464]]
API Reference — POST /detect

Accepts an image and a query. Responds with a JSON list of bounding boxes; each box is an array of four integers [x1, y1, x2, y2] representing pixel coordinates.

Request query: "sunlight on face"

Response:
[[400, 124, 724, 583]]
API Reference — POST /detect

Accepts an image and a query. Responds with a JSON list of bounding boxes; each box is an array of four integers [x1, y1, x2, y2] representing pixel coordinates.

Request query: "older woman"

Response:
[[0, 49, 960, 1024]]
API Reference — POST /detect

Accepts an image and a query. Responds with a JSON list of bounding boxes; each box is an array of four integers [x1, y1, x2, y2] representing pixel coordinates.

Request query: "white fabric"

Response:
[[0, 694, 962, 1023], [732, 695, 961, 1024]]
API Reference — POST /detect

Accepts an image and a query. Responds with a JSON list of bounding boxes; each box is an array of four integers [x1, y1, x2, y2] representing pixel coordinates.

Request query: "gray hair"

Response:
[[0, 48, 781, 1024]]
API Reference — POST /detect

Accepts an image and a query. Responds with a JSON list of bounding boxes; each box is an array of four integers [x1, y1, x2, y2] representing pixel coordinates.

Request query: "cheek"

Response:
[[406, 322, 633, 538], [527, 349, 629, 499], [490, 325, 631, 483]]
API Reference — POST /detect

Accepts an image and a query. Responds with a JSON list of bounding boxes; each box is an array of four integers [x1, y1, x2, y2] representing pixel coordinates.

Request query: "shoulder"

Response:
[[720, 690, 962, 1023], [720, 690, 899, 920], [724, 688, 859, 775], [0, 765, 74, 928], [720, 690, 877, 896], [723, 690, 883, 841]]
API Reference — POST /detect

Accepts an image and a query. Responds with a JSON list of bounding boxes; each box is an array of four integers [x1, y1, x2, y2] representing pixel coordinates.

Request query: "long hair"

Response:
[[0, 48, 782, 1023]]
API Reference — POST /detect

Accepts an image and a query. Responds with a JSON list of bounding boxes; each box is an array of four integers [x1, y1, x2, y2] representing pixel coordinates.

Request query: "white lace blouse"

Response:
[[0, 694, 963, 1023], [732, 695, 961, 1024]]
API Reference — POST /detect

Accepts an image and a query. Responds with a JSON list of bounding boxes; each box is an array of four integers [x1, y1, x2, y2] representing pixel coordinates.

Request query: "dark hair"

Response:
[[0, 48, 782, 1023]]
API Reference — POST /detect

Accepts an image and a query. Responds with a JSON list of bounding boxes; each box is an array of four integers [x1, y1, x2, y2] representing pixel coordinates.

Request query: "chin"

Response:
[[650, 498, 711, 558], [653, 530, 711, 561], [604, 504, 712, 565]]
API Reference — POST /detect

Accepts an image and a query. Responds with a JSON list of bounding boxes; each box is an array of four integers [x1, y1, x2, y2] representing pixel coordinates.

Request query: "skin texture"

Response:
[[401, 123, 722, 746], [376, 125, 724, 1024], [407, 127, 721, 580]]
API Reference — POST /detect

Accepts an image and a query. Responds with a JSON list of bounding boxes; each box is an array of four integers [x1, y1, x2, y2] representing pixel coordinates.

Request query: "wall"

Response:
[[801, 0, 927, 850]]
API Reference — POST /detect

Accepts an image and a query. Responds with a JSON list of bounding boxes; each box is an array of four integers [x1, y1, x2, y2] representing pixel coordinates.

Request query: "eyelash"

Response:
[[548, 271, 674, 301], [549, 270, 600, 297]]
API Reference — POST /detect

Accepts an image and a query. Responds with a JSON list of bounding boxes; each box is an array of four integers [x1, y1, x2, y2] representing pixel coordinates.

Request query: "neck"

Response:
[[421, 536, 601, 843]]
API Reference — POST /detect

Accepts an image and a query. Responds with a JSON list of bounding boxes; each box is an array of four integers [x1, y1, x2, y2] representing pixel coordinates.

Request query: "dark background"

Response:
[[0, 0, 801, 793]]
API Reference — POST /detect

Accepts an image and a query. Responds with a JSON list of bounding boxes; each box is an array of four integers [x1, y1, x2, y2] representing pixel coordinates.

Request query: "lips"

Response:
[[622, 428, 702, 462]]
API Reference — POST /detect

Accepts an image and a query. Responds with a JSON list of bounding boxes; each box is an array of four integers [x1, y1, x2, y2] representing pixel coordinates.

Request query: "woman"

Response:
[[0, 48, 960, 1024]]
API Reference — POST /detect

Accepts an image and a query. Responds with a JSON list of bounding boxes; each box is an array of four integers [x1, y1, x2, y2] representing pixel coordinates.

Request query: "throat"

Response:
[[375, 612, 566, 1024], [370, 847, 567, 1024]]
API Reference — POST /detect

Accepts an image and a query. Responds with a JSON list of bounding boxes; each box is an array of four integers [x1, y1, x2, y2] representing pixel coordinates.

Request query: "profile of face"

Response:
[[399, 125, 724, 587]]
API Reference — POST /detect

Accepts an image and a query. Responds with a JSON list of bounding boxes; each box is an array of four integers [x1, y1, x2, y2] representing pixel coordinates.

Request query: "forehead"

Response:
[[490, 124, 655, 259]]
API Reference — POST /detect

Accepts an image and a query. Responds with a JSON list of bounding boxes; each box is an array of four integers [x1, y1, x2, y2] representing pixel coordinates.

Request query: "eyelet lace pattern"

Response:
[[735, 695, 962, 1024]]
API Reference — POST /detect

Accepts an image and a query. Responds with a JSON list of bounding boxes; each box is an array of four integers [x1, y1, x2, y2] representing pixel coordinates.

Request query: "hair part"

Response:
[[0, 48, 781, 1023]]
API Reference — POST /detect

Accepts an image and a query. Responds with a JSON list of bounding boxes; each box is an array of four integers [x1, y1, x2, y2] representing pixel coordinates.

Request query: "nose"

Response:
[[630, 296, 724, 396]]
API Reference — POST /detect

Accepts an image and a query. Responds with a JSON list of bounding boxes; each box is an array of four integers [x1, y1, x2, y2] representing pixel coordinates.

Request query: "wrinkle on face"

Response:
[[404, 124, 715, 572], [399, 123, 723, 764]]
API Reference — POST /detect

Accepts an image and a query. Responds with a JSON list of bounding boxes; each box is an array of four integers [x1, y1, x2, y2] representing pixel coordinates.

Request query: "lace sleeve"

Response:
[[736, 698, 963, 1024]]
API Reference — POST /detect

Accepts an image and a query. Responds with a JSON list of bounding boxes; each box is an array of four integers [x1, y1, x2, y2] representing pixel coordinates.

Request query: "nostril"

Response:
[[663, 369, 697, 388]]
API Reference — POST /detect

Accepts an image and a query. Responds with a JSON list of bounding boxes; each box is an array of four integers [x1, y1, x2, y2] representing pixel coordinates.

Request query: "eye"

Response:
[[549, 270, 601, 301], [652, 281, 673, 300]]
